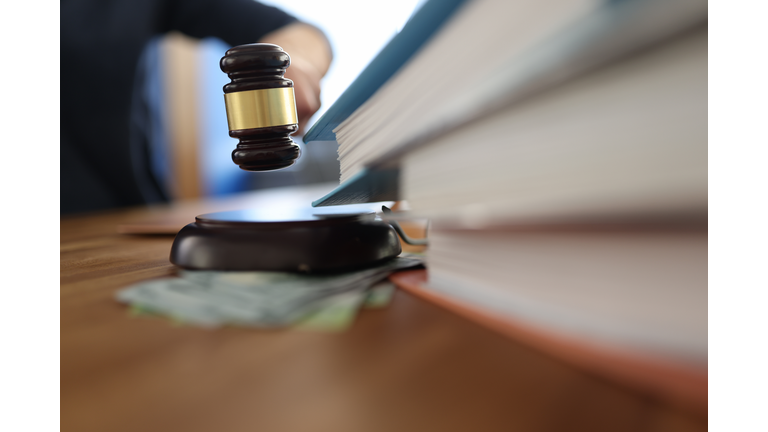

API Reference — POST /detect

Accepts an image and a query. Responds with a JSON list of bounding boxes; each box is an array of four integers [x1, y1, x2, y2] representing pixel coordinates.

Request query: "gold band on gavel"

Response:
[[224, 88, 298, 131]]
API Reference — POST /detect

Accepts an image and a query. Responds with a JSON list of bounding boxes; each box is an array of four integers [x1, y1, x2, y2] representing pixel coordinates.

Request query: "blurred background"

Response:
[[143, 0, 425, 201]]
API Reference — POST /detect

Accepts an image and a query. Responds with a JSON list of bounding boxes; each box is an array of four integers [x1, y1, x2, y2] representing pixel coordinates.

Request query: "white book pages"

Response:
[[333, 0, 706, 185], [424, 228, 708, 362], [401, 29, 707, 225], [334, 0, 600, 182]]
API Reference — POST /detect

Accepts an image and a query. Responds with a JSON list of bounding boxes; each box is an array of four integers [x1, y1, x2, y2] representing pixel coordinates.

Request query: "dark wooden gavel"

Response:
[[220, 43, 301, 171]]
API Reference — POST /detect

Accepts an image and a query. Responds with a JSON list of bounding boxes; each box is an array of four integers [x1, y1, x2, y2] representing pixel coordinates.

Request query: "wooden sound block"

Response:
[[170, 209, 402, 272]]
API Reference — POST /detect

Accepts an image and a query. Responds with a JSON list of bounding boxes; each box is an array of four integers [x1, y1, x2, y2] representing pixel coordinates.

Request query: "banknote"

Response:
[[292, 289, 369, 332], [116, 256, 422, 328], [363, 281, 397, 309], [128, 284, 398, 332], [292, 281, 400, 332]]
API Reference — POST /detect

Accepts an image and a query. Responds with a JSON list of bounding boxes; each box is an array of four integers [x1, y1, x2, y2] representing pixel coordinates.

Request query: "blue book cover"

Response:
[[303, 0, 469, 143], [312, 168, 399, 207]]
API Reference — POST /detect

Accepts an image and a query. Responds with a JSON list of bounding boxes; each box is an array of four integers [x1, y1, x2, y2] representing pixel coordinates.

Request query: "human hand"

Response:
[[284, 57, 322, 134], [259, 22, 332, 135]]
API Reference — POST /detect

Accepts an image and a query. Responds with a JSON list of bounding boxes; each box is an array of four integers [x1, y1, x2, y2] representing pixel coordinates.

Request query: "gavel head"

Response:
[[220, 43, 300, 171]]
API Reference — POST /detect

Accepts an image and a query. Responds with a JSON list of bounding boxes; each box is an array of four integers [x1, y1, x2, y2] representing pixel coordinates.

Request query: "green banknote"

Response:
[[116, 256, 422, 329]]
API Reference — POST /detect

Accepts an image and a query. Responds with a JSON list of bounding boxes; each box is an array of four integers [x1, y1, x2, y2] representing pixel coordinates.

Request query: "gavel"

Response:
[[170, 43, 405, 272], [220, 43, 301, 171]]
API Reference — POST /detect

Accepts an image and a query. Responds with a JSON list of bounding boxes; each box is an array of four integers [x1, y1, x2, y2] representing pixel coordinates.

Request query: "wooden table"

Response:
[[61, 185, 706, 432]]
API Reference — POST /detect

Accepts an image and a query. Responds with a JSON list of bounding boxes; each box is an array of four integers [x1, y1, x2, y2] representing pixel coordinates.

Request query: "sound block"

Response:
[[170, 208, 402, 272]]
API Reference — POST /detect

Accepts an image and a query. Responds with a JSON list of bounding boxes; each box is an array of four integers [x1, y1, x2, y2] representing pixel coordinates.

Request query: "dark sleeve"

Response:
[[159, 0, 298, 46]]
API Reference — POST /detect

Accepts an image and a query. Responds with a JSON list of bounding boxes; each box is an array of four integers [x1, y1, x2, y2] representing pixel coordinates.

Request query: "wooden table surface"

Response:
[[61, 185, 706, 432]]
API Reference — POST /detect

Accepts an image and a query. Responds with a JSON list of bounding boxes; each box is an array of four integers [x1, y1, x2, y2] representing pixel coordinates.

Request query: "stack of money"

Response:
[[116, 257, 422, 330]]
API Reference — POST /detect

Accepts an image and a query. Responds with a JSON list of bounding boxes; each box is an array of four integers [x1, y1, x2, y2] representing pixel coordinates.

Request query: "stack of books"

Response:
[[304, 0, 707, 408]]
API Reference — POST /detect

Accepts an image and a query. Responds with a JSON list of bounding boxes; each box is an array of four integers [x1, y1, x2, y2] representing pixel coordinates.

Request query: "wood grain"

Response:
[[61, 188, 706, 432]]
